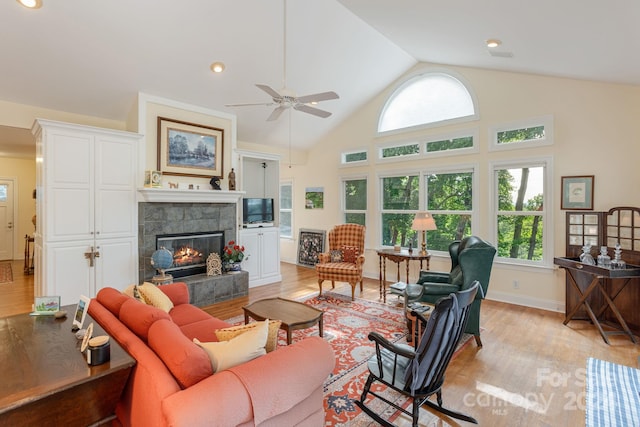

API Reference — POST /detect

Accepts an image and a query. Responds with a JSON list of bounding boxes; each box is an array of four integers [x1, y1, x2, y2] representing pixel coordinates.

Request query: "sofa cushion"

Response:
[[216, 320, 282, 353], [169, 304, 213, 327], [194, 319, 269, 372], [122, 284, 147, 303], [138, 282, 174, 313], [159, 282, 190, 306], [180, 318, 232, 342], [96, 287, 131, 317], [148, 319, 213, 388], [119, 299, 171, 342]]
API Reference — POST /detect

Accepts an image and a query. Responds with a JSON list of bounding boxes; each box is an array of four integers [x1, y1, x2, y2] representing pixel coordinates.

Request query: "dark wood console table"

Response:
[[0, 306, 135, 426], [555, 257, 640, 344], [377, 249, 430, 302]]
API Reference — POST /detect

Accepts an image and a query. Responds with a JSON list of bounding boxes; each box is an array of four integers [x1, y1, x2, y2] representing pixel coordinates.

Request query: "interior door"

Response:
[[0, 179, 15, 260]]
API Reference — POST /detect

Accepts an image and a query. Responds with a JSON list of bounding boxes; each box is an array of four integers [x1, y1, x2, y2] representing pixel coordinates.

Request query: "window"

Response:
[[343, 178, 367, 226], [380, 174, 419, 247], [490, 115, 554, 151], [279, 181, 292, 238], [342, 150, 368, 165], [378, 71, 477, 133], [426, 136, 473, 153], [379, 142, 420, 160], [492, 158, 553, 266], [425, 169, 474, 251]]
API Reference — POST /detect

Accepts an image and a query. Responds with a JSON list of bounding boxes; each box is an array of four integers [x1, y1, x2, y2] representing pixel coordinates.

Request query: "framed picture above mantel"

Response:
[[157, 117, 224, 178]]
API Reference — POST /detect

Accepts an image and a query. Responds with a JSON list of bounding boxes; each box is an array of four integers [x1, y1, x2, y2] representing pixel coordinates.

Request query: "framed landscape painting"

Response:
[[157, 117, 224, 178]]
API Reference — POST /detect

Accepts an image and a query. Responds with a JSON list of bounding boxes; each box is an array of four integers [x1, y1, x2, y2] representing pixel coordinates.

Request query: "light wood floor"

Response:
[[3, 260, 638, 426]]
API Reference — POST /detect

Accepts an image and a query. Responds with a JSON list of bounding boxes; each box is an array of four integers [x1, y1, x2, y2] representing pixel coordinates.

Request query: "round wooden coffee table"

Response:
[[243, 297, 324, 344]]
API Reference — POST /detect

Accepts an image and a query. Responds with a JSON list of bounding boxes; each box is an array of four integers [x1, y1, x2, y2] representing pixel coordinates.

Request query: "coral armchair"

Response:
[[316, 224, 365, 300]]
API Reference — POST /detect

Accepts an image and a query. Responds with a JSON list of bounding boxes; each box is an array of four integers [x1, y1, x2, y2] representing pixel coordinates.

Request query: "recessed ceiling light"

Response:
[[210, 62, 225, 73], [17, 0, 42, 9], [486, 39, 501, 48]]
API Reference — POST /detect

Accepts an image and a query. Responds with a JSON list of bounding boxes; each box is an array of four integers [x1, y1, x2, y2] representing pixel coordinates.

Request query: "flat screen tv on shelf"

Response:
[[242, 198, 274, 227]]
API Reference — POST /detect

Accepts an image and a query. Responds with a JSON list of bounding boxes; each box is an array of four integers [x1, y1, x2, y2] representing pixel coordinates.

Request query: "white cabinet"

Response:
[[240, 227, 281, 287], [33, 119, 141, 305]]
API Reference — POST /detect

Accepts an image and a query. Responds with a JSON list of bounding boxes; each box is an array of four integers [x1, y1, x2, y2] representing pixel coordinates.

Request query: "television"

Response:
[[242, 198, 274, 226]]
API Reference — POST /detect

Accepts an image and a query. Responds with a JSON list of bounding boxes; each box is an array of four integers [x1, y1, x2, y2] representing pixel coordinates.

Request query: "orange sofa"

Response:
[[88, 282, 335, 426]]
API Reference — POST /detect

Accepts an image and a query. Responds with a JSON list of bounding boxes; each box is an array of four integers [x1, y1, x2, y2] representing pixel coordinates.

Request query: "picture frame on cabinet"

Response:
[[561, 175, 594, 210], [297, 229, 326, 267], [157, 117, 224, 178], [31, 296, 61, 316]]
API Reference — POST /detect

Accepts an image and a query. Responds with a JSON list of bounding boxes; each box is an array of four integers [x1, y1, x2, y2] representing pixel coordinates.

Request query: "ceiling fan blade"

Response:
[[267, 106, 288, 121], [296, 91, 339, 104], [293, 104, 332, 118], [225, 102, 274, 107], [256, 84, 282, 100]]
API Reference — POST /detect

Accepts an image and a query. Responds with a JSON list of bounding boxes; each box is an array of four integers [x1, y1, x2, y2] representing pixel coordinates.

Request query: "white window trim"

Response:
[[489, 156, 554, 268], [279, 180, 294, 240], [340, 148, 369, 167], [341, 174, 368, 222], [376, 140, 421, 163], [422, 163, 479, 256], [489, 114, 554, 152], [423, 128, 480, 158], [376, 67, 480, 137]]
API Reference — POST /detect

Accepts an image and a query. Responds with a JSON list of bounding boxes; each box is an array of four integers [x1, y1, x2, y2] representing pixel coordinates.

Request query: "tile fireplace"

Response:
[[156, 231, 224, 278]]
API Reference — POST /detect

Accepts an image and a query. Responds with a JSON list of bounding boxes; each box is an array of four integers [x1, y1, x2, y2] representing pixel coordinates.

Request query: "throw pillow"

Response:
[[137, 282, 174, 313], [215, 320, 282, 353], [194, 319, 269, 372], [330, 250, 343, 263], [122, 284, 147, 304], [341, 245, 360, 263]]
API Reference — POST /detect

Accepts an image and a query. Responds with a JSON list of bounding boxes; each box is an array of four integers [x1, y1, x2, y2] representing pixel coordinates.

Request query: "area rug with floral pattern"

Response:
[[228, 291, 474, 426], [0, 262, 13, 284]]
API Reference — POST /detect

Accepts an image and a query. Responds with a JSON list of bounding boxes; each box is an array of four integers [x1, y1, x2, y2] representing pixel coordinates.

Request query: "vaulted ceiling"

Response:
[[1, 0, 638, 158]]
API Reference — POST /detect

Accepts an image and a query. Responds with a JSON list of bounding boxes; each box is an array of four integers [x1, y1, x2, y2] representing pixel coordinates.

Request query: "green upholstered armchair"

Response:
[[404, 235, 496, 347]]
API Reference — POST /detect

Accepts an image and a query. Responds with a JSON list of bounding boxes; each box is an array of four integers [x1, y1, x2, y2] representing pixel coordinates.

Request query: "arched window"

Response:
[[378, 72, 476, 133]]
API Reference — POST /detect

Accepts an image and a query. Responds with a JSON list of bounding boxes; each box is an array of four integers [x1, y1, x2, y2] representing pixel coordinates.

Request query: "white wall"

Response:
[[276, 62, 640, 311]]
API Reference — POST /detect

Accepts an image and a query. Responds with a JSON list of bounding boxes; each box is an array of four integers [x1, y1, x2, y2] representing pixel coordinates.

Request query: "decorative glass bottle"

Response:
[[597, 246, 611, 268], [610, 243, 627, 269], [579, 245, 595, 265]]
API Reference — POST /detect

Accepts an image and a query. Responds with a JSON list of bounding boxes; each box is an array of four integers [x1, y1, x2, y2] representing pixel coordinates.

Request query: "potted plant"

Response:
[[222, 240, 245, 271]]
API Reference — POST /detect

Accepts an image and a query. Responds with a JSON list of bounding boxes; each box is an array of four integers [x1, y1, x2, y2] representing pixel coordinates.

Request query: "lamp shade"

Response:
[[412, 212, 437, 231]]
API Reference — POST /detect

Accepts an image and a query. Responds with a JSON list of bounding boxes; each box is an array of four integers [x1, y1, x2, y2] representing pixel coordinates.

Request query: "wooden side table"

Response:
[[377, 249, 430, 302], [406, 302, 434, 347]]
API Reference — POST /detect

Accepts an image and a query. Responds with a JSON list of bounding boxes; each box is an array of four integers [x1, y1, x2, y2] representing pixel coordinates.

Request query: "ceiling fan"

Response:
[[225, 0, 339, 121]]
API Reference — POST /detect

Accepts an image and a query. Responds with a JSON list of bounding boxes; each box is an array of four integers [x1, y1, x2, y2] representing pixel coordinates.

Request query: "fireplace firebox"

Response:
[[156, 231, 224, 278]]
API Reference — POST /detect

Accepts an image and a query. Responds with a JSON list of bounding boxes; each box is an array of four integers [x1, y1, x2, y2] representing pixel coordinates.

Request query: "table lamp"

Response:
[[412, 212, 437, 256]]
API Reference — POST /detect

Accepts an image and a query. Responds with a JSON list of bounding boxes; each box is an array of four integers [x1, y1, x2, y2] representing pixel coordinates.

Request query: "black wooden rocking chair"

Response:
[[355, 281, 480, 426]]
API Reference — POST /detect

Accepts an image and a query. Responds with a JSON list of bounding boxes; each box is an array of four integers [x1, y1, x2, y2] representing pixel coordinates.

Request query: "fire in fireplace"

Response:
[[156, 231, 224, 278]]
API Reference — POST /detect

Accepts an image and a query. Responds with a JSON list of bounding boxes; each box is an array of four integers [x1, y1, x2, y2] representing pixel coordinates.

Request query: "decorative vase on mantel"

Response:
[[224, 261, 242, 272]]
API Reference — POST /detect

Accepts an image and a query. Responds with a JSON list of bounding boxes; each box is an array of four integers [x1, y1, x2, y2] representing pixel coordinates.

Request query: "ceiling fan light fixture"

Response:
[[210, 62, 225, 73], [17, 0, 42, 8], [486, 39, 501, 48]]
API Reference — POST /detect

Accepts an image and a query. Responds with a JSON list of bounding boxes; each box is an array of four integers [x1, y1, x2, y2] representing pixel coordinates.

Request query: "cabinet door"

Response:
[[94, 136, 137, 238], [260, 228, 280, 279], [45, 240, 94, 305], [95, 238, 137, 294], [46, 130, 94, 242], [240, 230, 261, 281]]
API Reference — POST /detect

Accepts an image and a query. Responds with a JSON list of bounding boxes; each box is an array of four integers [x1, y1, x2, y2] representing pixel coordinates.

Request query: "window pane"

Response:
[[426, 136, 473, 153], [346, 212, 366, 226], [426, 172, 472, 210], [280, 184, 292, 209], [497, 167, 544, 212], [428, 214, 472, 251], [0, 185, 6, 202], [497, 126, 545, 144], [279, 212, 292, 238], [497, 215, 544, 260], [344, 151, 367, 163], [382, 213, 417, 247], [379, 73, 475, 132], [381, 144, 420, 159], [345, 179, 367, 210], [382, 176, 419, 210]]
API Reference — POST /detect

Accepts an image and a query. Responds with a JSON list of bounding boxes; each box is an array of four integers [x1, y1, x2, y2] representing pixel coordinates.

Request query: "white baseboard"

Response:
[[486, 290, 564, 313]]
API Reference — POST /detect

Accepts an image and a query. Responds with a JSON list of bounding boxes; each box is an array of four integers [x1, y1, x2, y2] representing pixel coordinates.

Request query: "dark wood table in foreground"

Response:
[[0, 305, 135, 426], [243, 297, 324, 344]]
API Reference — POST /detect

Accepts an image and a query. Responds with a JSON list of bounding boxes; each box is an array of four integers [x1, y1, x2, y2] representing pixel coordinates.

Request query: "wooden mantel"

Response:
[[137, 188, 245, 204]]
